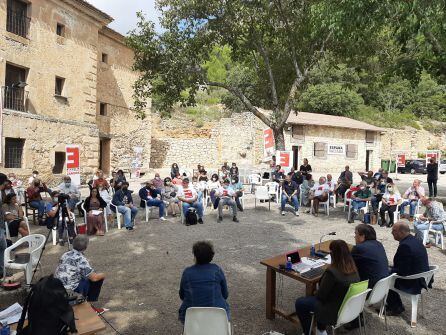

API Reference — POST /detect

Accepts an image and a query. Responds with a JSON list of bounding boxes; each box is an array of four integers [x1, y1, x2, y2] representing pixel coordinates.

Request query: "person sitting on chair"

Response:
[[216, 179, 239, 223], [2, 193, 29, 238], [229, 162, 239, 177], [163, 177, 181, 217], [299, 158, 312, 177], [348, 181, 372, 223], [57, 176, 81, 212], [178, 241, 229, 324], [336, 166, 353, 199], [230, 176, 244, 212], [281, 173, 299, 216], [207, 174, 221, 208], [26, 178, 50, 225], [379, 183, 401, 227], [308, 176, 330, 216], [151, 173, 164, 190], [112, 182, 138, 231], [55, 235, 106, 312], [92, 170, 110, 190], [139, 181, 166, 221], [400, 180, 425, 221], [272, 165, 285, 183], [178, 178, 204, 224], [413, 197, 446, 247], [386, 222, 430, 317], [84, 187, 107, 236], [46, 191, 76, 246], [295, 240, 360, 335]]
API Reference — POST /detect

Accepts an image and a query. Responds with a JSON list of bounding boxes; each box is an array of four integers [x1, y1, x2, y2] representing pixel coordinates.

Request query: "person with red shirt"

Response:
[[178, 178, 204, 224]]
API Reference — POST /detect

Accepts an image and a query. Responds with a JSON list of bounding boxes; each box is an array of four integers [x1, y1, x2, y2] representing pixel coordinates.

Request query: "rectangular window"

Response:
[[5, 137, 25, 168], [313, 142, 327, 158], [53, 151, 65, 174], [6, 0, 30, 38], [56, 23, 65, 36], [292, 125, 304, 141], [346, 144, 358, 159], [365, 131, 375, 144], [55, 77, 65, 96], [101, 53, 108, 63], [99, 102, 107, 116], [4, 63, 28, 111]]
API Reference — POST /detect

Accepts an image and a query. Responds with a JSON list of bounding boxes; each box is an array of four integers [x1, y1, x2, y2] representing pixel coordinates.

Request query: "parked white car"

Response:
[[440, 159, 446, 174]]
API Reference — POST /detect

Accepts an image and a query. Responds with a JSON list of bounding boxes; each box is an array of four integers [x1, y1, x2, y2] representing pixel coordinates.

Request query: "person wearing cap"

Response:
[[112, 182, 138, 231], [138, 181, 166, 221], [348, 181, 372, 223], [177, 178, 204, 224], [216, 179, 239, 223]]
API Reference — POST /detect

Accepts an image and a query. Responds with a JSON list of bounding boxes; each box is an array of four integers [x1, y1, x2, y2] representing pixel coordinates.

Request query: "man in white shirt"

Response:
[[308, 176, 330, 216], [379, 183, 402, 227], [177, 178, 204, 224], [216, 179, 239, 223], [400, 179, 425, 221], [57, 176, 81, 211]]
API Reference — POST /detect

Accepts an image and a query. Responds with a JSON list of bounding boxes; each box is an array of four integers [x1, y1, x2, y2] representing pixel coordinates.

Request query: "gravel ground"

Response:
[[2, 194, 446, 335]]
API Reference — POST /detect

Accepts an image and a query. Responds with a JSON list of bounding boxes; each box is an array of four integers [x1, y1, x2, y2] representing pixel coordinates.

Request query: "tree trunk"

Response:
[[273, 127, 286, 151]]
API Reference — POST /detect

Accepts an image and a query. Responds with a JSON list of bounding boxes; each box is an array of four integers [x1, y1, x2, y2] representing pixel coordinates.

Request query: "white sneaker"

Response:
[[160, 217, 167, 221], [295, 211, 299, 216], [281, 211, 285, 216]]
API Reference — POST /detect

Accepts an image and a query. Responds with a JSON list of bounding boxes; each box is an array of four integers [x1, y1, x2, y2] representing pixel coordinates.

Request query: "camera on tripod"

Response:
[[58, 192, 70, 207]]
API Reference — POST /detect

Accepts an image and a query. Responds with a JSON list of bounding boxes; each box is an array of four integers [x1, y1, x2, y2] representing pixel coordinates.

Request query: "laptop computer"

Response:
[[286, 250, 301, 264]]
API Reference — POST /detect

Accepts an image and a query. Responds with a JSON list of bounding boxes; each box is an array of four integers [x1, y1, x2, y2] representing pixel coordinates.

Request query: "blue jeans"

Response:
[[281, 194, 299, 211], [400, 200, 418, 217], [295, 296, 326, 335], [414, 220, 444, 242], [352, 200, 366, 212], [0, 229, 6, 276], [145, 199, 165, 218], [182, 201, 204, 218], [75, 278, 104, 302], [29, 200, 46, 217], [67, 197, 79, 211], [117, 205, 138, 228]]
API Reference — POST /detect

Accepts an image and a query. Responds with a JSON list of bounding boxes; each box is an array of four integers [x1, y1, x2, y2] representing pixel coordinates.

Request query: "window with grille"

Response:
[[55, 77, 65, 96], [346, 144, 358, 159], [6, 0, 30, 38], [53, 151, 65, 174], [313, 142, 327, 158], [5, 138, 24, 168], [292, 125, 304, 141], [365, 131, 375, 143]]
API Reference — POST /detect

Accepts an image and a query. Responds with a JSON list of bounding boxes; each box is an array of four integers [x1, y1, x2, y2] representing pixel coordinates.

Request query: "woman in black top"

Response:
[[171, 163, 180, 179], [426, 158, 438, 197], [299, 158, 312, 176], [295, 240, 360, 335]]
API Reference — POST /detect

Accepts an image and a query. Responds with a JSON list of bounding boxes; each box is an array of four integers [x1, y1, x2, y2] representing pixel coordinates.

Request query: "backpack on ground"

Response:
[[185, 208, 198, 226], [17, 275, 77, 335]]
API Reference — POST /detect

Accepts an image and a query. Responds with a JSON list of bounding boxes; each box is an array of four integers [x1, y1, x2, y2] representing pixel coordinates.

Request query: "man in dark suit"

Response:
[[386, 222, 430, 315], [352, 224, 389, 288]]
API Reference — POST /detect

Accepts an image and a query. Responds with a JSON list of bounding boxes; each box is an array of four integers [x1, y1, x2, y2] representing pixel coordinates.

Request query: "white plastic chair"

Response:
[[310, 197, 330, 215], [254, 186, 271, 210], [422, 222, 445, 249], [310, 289, 371, 335], [5, 217, 30, 242], [343, 189, 353, 212], [265, 182, 280, 204], [390, 265, 438, 327], [81, 201, 108, 232], [248, 174, 262, 193], [378, 202, 401, 223], [364, 274, 396, 330], [142, 199, 159, 222], [299, 184, 304, 207], [109, 202, 123, 229], [183, 307, 231, 335], [329, 193, 337, 208], [3, 234, 46, 286], [348, 199, 371, 222]]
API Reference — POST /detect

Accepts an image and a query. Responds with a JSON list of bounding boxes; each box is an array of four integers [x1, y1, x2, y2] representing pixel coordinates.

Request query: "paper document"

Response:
[[91, 210, 102, 216], [0, 302, 23, 325], [301, 257, 326, 268]]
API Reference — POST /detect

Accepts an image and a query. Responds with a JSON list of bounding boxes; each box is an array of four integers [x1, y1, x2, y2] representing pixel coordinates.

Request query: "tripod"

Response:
[[54, 200, 76, 249]]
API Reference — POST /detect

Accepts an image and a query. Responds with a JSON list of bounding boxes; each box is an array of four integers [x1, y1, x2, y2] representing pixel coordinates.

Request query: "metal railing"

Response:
[[1, 86, 28, 112], [6, 9, 31, 38]]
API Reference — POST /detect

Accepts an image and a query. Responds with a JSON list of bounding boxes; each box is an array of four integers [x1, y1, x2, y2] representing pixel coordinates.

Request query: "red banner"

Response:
[[426, 152, 439, 164], [66, 145, 80, 185], [277, 151, 294, 171], [397, 154, 406, 167], [263, 128, 275, 159]]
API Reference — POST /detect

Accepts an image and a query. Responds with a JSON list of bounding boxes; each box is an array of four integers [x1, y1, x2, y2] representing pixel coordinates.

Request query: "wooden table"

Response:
[[260, 241, 332, 325], [11, 302, 106, 335]]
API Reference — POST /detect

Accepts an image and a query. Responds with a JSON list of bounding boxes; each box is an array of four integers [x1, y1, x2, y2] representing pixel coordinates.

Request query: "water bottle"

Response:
[[310, 243, 316, 257], [0, 324, 11, 335], [286, 257, 292, 271]]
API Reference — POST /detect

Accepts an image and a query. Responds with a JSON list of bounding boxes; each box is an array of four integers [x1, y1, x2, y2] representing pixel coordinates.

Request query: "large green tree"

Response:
[[128, 0, 385, 150]]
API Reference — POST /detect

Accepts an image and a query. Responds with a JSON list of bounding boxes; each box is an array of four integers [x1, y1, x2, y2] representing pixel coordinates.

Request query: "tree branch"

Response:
[[207, 81, 273, 127], [256, 40, 280, 113]]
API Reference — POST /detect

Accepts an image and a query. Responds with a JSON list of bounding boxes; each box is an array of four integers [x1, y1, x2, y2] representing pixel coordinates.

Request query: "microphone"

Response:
[[318, 232, 336, 251]]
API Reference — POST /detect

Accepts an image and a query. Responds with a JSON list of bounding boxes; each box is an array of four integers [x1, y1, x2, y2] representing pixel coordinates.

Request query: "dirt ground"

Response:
[[2, 194, 446, 335]]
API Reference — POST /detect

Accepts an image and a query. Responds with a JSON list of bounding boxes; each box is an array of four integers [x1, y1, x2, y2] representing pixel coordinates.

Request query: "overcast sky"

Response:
[[87, 0, 160, 35]]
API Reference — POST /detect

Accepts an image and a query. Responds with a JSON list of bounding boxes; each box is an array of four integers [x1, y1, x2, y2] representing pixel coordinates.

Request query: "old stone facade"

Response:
[[0, 0, 150, 183]]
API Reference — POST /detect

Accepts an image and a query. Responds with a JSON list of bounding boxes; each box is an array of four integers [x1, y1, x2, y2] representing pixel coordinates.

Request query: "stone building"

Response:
[[0, 0, 150, 182], [284, 112, 384, 172]]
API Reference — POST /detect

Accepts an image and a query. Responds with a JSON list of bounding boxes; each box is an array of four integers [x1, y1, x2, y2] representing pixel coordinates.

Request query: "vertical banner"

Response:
[[277, 151, 294, 174], [426, 152, 439, 164], [66, 145, 81, 186], [0, 88, 3, 164], [263, 128, 275, 160], [132, 146, 143, 178], [397, 154, 406, 167]]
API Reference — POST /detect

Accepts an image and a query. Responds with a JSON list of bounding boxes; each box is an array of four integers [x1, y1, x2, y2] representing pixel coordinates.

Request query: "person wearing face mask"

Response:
[[112, 182, 138, 230], [348, 181, 372, 223], [162, 177, 181, 217], [57, 176, 81, 212], [28, 170, 39, 186], [151, 173, 164, 190], [139, 181, 166, 221], [230, 176, 244, 212], [207, 174, 221, 209], [379, 183, 402, 227], [92, 170, 110, 190], [26, 178, 50, 225], [216, 180, 239, 222]]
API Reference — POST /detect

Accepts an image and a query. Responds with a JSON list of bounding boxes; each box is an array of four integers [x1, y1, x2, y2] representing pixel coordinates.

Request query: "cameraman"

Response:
[[46, 191, 76, 246]]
